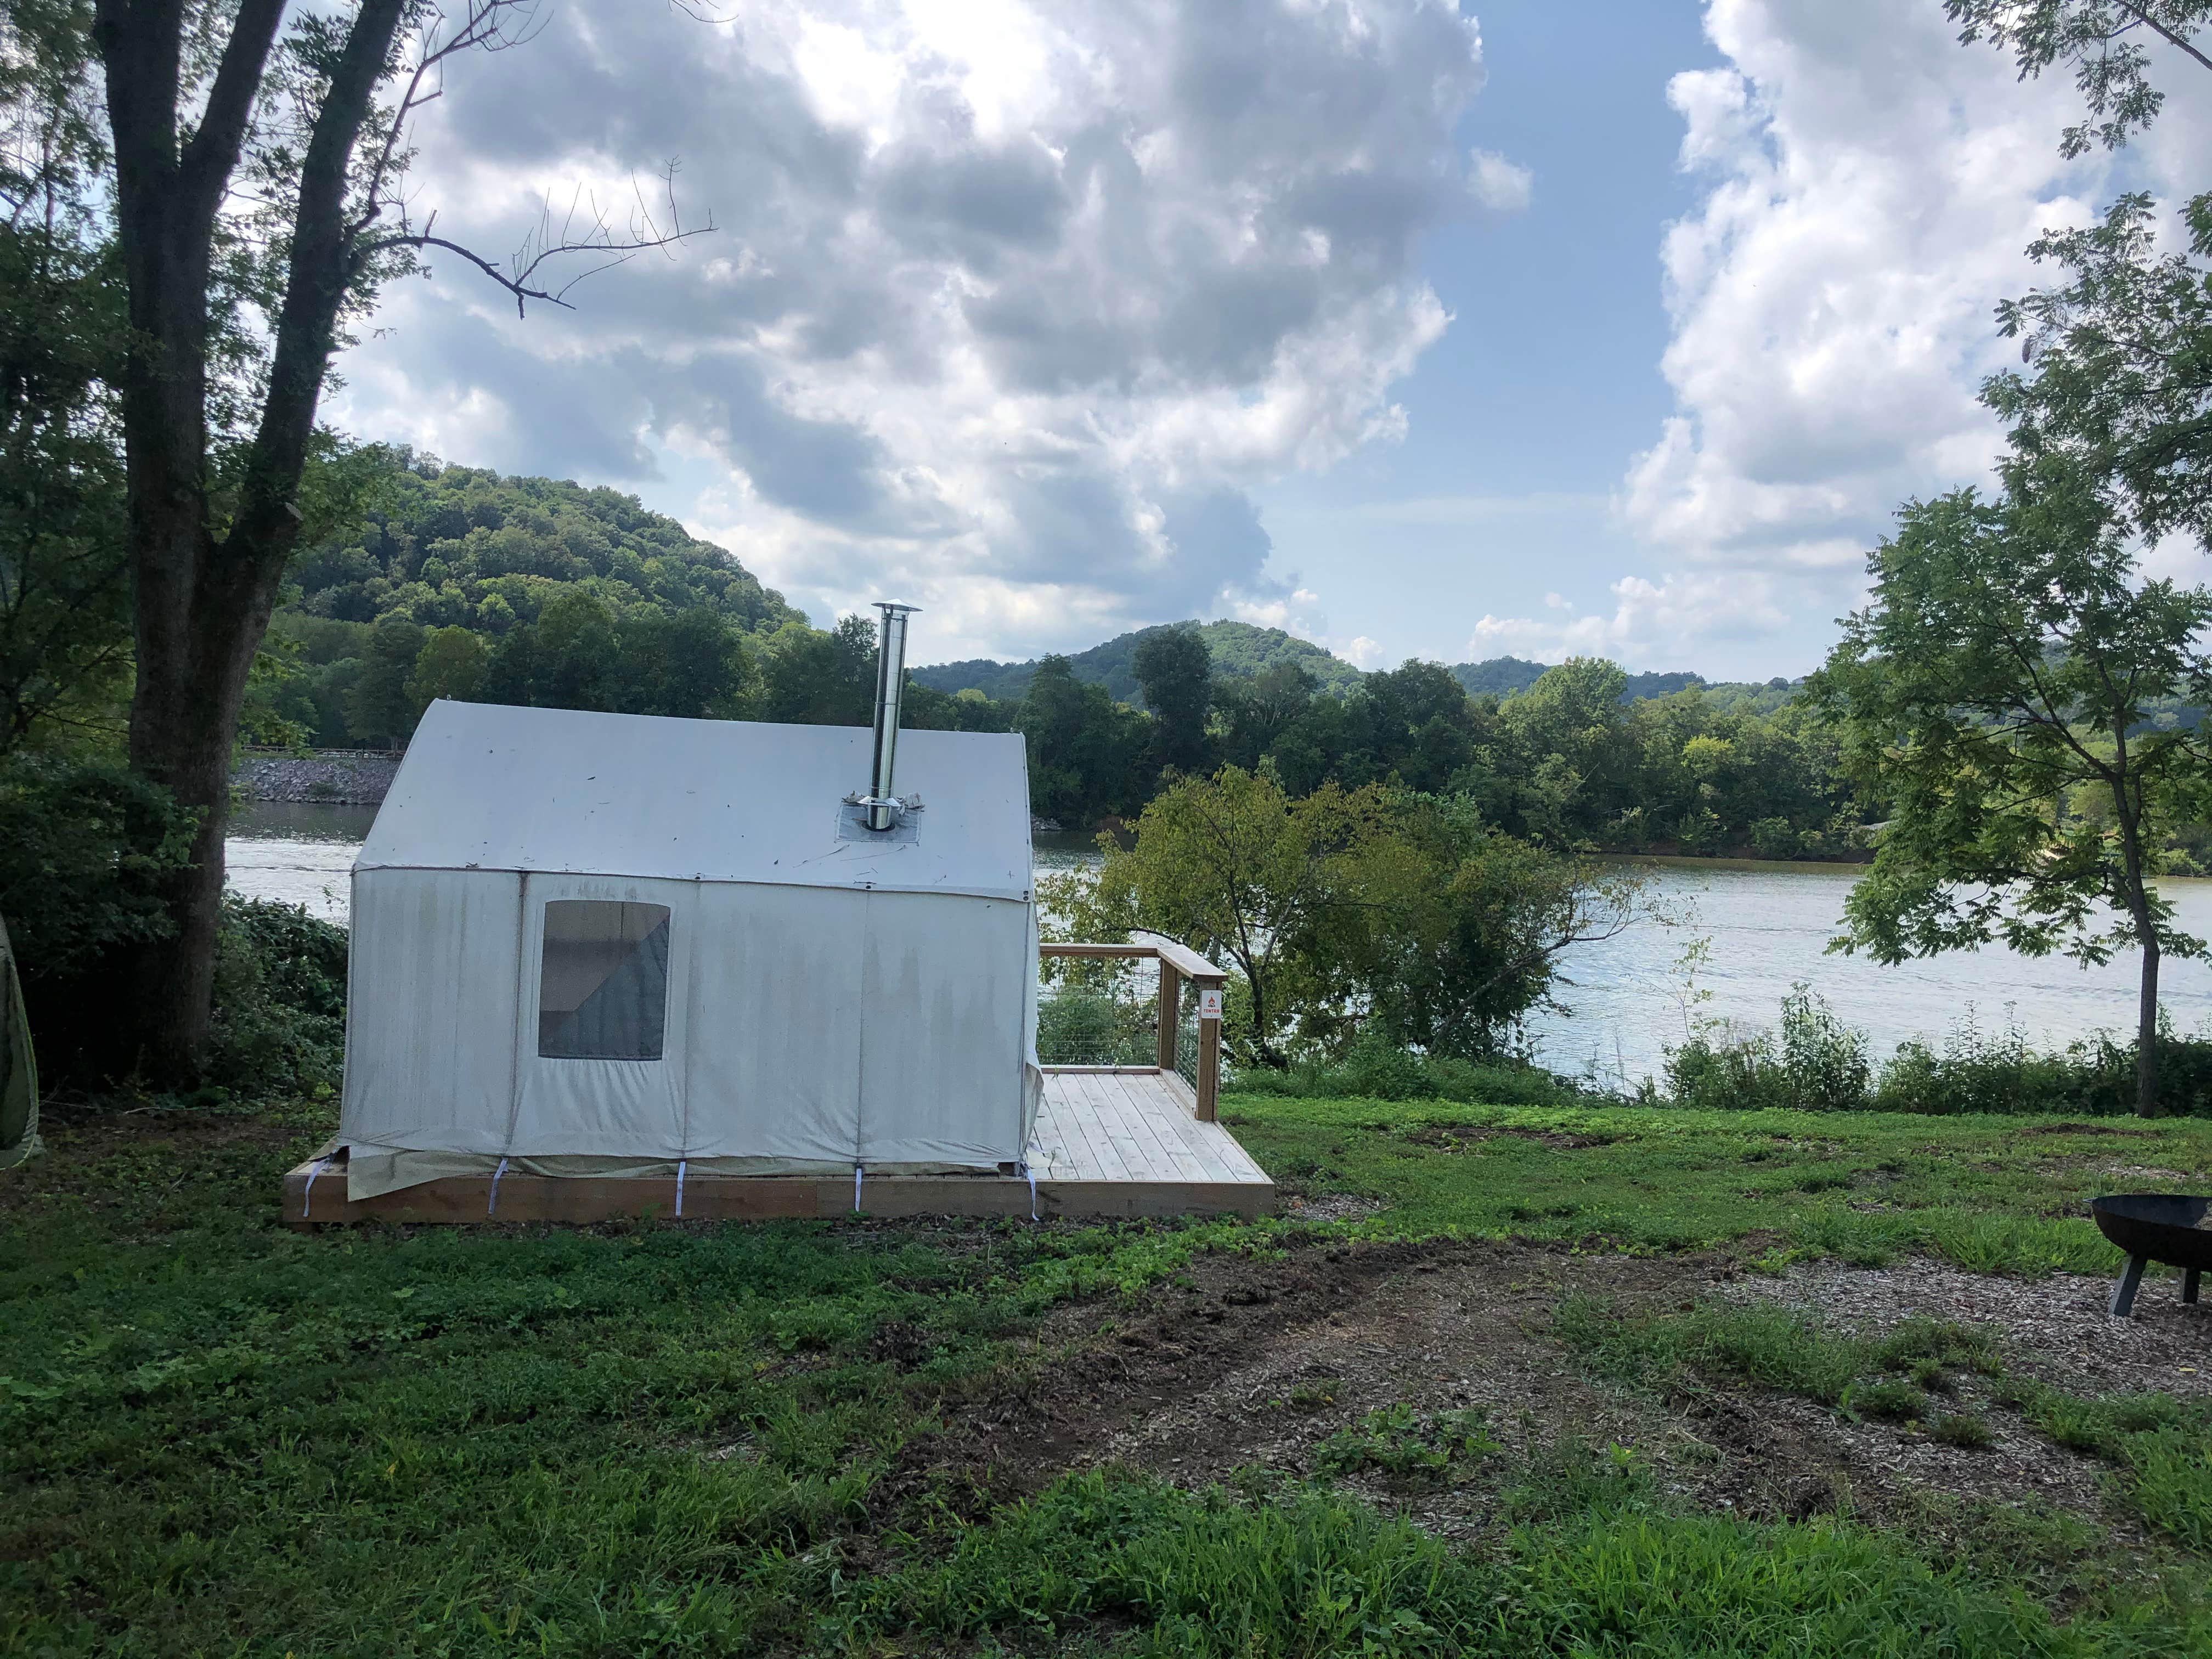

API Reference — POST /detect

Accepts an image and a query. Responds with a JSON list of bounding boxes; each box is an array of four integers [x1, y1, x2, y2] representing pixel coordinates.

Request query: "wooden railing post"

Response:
[[1156, 962, 1181, 1073], [1037, 938, 1227, 1121], [1194, 990, 1221, 1122]]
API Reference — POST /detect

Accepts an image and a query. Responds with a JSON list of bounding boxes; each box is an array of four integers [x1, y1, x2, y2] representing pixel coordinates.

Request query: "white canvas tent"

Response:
[[335, 699, 1040, 1199]]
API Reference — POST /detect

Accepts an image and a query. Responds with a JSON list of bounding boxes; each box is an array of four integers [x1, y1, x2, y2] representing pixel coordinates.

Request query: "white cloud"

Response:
[[1447, 0, 2211, 674], [327, 0, 1489, 661], [1468, 148, 1532, 213], [1624, 0, 2117, 575], [1341, 634, 1381, 667], [1468, 570, 1793, 667]]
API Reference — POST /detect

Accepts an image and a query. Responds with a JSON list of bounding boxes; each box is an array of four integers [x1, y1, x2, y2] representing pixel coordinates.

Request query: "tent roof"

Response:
[[356, 702, 1033, 901]]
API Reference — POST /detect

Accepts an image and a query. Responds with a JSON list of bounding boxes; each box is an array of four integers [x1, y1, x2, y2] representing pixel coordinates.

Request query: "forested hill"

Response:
[[283, 455, 805, 636], [915, 620, 1366, 707], [258, 454, 817, 749], [917, 627, 1790, 712], [1449, 656, 1768, 703]]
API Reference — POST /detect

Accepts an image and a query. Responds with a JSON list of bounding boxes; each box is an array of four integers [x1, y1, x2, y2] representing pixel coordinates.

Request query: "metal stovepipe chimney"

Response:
[[863, 602, 919, 831]]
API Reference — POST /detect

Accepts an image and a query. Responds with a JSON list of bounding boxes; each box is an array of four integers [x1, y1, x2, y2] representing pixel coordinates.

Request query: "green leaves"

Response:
[[1810, 463, 2212, 1108]]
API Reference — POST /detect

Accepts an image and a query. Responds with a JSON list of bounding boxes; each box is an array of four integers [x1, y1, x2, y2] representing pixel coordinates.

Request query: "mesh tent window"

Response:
[[537, 901, 671, 1061]]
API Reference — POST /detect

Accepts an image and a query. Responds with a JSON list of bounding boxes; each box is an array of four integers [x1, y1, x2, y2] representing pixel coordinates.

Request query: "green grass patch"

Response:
[[7, 1094, 2211, 1654], [1221, 1094, 2212, 1275], [855, 1464, 2200, 1656]]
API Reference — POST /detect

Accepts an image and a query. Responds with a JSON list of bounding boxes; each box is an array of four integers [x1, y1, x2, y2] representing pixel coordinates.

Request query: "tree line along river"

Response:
[[228, 800, 2212, 1087]]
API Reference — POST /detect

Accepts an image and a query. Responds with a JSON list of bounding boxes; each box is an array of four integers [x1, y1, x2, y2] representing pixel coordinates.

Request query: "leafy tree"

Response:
[[88, 1, 707, 1077], [1132, 623, 1213, 780], [757, 615, 874, 727], [1984, 194, 2212, 545], [1362, 794, 1647, 1060], [1809, 464, 2212, 1117], [1018, 655, 1146, 827], [0, 2, 129, 757], [1069, 768, 1401, 1066], [609, 606, 751, 721], [403, 624, 486, 717], [1950, 7, 2211, 544], [342, 613, 424, 748], [1945, 2, 2210, 159]]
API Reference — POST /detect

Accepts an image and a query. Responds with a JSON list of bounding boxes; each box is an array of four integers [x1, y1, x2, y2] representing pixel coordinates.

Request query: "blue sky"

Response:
[[1257, 0, 1720, 673], [328, 1, 2208, 680]]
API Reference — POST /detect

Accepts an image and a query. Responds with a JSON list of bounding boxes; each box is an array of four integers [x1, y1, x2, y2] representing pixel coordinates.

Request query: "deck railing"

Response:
[[1039, 939, 1227, 1121]]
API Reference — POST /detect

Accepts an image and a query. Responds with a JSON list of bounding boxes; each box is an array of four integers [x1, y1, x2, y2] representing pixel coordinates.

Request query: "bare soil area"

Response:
[[905, 1237, 2210, 1547]]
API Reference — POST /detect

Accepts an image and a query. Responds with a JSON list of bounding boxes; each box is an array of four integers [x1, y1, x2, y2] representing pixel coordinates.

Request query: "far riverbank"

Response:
[[227, 801, 2212, 1086]]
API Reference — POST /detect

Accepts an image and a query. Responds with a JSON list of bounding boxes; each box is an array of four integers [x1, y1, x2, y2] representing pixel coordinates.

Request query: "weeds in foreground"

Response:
[[1312, 1403, 1502, 1484]]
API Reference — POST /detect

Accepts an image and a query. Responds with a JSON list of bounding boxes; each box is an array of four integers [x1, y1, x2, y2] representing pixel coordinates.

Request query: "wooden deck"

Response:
[[281, 1069, 1273, 1227]]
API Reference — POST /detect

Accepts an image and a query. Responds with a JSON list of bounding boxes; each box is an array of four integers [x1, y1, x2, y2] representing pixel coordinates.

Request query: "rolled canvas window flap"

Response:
[[509, 878, 690, 1159]]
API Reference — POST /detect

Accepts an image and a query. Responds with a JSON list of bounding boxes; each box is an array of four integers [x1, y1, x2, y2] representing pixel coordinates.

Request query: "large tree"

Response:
[[1948, 5, 2210, 544], [1809, 464, 2212, 1117], [1131, 623, 1214, 781], [88, 1, 703, 1076]]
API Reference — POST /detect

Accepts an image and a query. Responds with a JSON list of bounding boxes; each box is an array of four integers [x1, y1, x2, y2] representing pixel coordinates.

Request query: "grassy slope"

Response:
[[4, 1097, 2210, 1656]]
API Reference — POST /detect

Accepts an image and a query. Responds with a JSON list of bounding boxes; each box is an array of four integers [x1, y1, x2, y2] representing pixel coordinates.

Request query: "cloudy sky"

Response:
[[328, 0, 2210, 678]]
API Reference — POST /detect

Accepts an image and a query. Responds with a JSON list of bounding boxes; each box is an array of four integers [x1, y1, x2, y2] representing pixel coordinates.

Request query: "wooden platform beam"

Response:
[[283, 1164, 1271, 1228]]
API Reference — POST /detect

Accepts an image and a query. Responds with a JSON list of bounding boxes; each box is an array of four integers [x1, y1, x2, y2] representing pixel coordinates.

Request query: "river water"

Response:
[[229, 802, 2212, 1086]]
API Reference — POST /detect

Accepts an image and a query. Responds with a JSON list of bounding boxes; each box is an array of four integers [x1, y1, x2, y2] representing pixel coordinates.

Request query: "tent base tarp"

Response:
[[0, 911, 38, 1173], [286, 1070, 1274, 1226]]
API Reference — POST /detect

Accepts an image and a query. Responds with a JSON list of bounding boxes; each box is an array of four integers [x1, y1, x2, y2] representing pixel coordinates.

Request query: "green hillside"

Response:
[[256, 453, 812, 748], [283, 454, 805, 636], [915, 620, 1365, 707], [1449, 656, 1719, 702]]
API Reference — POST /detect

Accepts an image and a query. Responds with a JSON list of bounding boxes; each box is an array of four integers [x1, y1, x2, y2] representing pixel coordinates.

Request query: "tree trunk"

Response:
[[124, 551, 283, 1077], [2111, 742, 2162, 1120], [2136, 926, 2161, 1120], [93, 0, 404, 1081]]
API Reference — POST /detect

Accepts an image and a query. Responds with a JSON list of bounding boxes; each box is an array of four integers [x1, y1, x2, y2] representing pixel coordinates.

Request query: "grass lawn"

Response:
[[4, 1094, 2209, 1656]]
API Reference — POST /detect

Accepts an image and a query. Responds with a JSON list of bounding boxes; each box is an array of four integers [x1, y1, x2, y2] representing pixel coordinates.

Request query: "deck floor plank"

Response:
[[1108, 1074, 1211, 1183], [1060, 1074, 1135, 1183]]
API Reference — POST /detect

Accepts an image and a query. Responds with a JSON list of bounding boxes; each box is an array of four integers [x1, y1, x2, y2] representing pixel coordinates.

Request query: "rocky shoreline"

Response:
[[233, 749, 399, 805]]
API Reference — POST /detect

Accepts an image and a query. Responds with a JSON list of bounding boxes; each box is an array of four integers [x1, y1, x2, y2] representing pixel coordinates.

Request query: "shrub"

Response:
[[1662, 990, 2212, 1117], [0, 754, 197, 1084], [1226, 1033, 1595, 1108], [203, 896, 348, 1098], [1035, 985, 1152, 1067]]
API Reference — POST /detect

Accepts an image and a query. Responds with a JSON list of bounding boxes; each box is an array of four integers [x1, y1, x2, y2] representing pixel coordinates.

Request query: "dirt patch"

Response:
[[893, 1240, 2044, 1538], [1722, 1257, 2211, 1402], [892, 1238, 2210, 1548], [1283, 1194, 1392, 1223]]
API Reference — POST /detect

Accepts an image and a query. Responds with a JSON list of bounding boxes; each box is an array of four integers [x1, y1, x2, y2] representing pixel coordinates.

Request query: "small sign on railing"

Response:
[[1197, 989, 1224, 1020]]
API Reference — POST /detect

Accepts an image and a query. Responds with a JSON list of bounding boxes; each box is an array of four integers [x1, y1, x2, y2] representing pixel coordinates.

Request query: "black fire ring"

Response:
[[2090, 1194, 2211, 1317]]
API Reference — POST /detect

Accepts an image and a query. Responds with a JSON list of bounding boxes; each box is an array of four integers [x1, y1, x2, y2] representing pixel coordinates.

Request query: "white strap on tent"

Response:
[[853, 1164, 863, 1213], [675, 1159, 686, 1218], [487, 1156, 510, 1218], [1022, 1160, 1037, 1222], [301, 1155, 332, 1220]]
